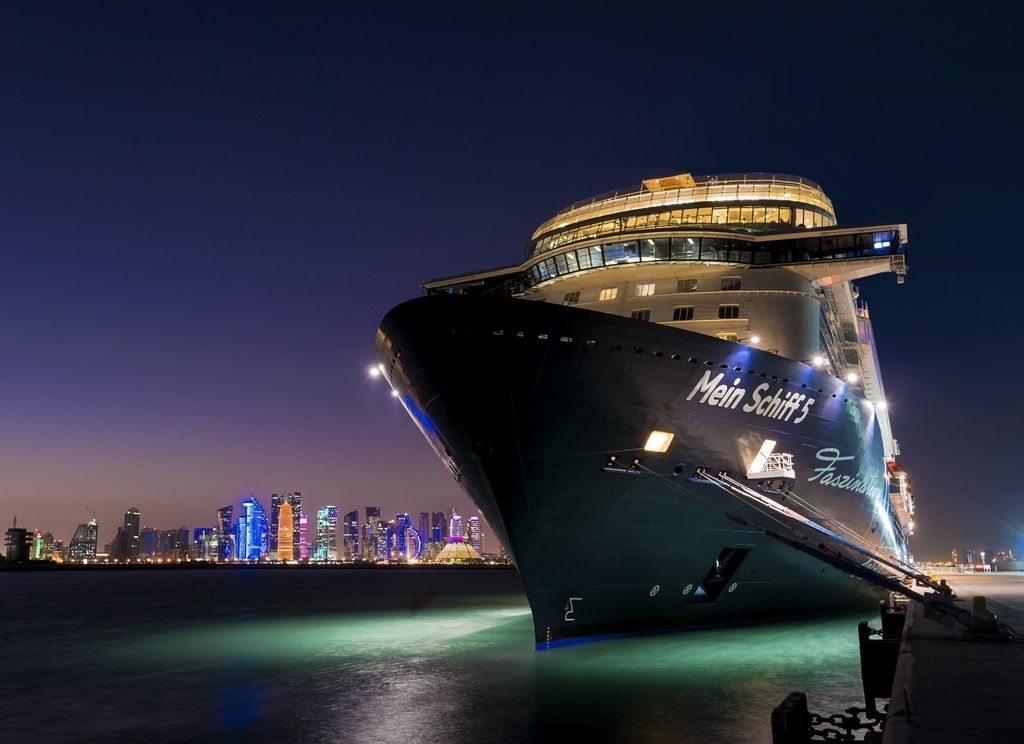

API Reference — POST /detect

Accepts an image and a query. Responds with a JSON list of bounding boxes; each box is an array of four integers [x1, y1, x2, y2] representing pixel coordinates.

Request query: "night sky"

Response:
[[1, 3, 1020, 560]]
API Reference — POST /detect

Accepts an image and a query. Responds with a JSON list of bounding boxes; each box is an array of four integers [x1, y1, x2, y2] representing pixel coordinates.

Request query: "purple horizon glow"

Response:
[[1, 4, 1021, 561]]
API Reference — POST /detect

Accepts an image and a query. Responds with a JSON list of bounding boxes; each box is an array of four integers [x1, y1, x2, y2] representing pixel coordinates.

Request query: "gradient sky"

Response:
[[1, 3, 1020, 560]]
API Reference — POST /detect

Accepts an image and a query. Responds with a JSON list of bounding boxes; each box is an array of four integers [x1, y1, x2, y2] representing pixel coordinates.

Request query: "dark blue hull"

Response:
[[377, 294, 905, 645]]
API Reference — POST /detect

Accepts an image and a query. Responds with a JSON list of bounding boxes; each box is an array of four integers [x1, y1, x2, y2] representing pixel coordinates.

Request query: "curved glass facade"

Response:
[[523, 229, 904, 289], [528, 204, 836, 259]]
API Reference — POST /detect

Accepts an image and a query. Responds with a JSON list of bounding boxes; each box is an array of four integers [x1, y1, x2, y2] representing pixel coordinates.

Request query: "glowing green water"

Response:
[[0, 569, 873, 742]]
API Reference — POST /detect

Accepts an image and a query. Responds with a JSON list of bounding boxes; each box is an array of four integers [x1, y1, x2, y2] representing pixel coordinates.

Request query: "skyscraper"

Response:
[[112, 506, 141, 560], [215, 506, 234, 562], [467, 515, 483, 554], [395, 513, 411, 559], [418, 512, 429, 544], [431, 511, 445, 545], [316, 506, 340, 561], [236, 496, 268, 561], [68, 519, 98, 562], [375, 519, 389, 561], [343, 510, 359, 561], [278, 501, 294, 561], [287, 492, 303, 560], [449, 506, 463, 540], [298, 507, 308, 559], [269, 493, 284, 558], [363, 507, 380, 561], [193, 527, 214, 560]]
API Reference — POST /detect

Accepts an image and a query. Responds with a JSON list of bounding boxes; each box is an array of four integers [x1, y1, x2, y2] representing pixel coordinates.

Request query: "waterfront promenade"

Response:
[[884, 572, 1024, 744]]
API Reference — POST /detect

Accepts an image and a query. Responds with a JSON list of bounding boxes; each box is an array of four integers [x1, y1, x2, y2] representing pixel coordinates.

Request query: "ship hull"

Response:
[[377, 294, 904, 646]]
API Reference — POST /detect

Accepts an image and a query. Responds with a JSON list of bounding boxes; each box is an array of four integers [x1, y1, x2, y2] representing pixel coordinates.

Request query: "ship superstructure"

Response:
[[377, 173, 915, 645]]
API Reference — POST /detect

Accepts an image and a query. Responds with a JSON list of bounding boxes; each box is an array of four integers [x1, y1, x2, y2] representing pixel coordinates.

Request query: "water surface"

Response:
[[0, 568, 873, 742]]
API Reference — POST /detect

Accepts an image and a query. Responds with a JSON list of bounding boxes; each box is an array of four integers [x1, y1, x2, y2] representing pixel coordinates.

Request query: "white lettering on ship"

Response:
[[685, 371, 816, 424], [807, 447, 884, 501]]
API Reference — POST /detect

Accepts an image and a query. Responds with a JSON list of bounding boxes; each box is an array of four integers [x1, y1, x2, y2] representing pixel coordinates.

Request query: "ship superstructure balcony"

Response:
[[529, 172, 837, 258]]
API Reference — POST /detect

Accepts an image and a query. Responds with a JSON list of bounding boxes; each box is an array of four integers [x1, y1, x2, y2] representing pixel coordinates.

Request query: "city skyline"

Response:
[[0, 4, 1021, 563], [10, 496, 493, 563]]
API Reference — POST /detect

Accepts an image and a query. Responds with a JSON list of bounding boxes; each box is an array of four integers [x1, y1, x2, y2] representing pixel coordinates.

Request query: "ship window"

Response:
[[630, 309, 651, 322], [673, 306, 694, 321], [727, 207, 740, 223], [599, 287, 618, 301], [765, 207, 779, 224], [677, 278, 697, 292], [712, 207, 728, 224], [716, 333, 738, 342], [672, 237, 700, 261], [563, 291, 580, 306], [721, 277, 741, 291], [635, 281, 655, 297], [683, 208, 697, 224], [780, 207, 792, 224], [697, 207, 712, 224], [718, 305, 740, 319]]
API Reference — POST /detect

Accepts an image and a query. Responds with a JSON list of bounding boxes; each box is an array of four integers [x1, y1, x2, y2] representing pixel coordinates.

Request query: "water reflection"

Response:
[[0, 570, 871, 743]]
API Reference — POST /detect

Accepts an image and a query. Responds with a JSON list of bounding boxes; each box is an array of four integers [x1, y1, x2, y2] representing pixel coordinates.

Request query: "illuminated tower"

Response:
[[215, 506, 234, 561], [343, 510, 359, 561], [68, 520, 99, 562], [278, 502, 294, 561], [269, 493, 284, 558], [316, 506, 340, 561], [298, 507, 308, 559], [236, 496, 268, 561], [449, 506, 463, 540], [287, 493, 303, 560], [364, 507, 380, 561], [395, 514, 411, 559], [376, 520, 389, 560], [193, 527, 214, 560], [431, 511, 446, 545], [467, 515, 483, 554]]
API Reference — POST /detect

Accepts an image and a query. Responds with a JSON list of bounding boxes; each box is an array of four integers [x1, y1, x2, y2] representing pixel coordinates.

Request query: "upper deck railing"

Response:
[[532, 173, 835, 241]]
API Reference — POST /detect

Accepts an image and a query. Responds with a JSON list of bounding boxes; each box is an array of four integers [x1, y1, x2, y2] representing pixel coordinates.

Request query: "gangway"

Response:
[[691, 468, 1011, 637]]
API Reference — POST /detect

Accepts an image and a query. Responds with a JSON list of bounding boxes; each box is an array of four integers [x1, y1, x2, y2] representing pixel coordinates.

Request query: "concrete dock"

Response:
[[883, 572, 1024, 743]]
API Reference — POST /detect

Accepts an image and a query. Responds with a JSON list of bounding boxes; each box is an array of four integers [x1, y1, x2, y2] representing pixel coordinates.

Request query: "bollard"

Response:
[[771, 691, 810, 744]]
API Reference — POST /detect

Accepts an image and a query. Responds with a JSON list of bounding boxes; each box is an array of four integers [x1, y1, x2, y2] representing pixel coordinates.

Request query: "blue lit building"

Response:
[[236, 496, 268, 561]]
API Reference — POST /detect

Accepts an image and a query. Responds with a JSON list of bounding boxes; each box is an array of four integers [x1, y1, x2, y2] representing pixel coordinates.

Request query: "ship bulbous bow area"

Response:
[[377, 294, 899, 646]]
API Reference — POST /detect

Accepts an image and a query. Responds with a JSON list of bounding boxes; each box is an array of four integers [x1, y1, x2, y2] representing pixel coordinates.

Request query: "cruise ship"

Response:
[[376, 173, 916, 646]]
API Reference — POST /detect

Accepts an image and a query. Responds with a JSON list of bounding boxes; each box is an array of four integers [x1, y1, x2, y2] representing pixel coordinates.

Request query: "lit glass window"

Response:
[[765, 207, 779, 224], [635, 281, 655, 297], [630, 309, 651, 322], [727, 207, 740, 223], [721, 277, 741, 291], [673, 306, 694, 321], [677, 278, 697, 292], [719, 304, 740, 319], [712, 207, 728, 224], [563, 291, 580, 306], [697, 207, 712, 224], [644, 430, 674, 452], [780, 207, 792, 224], [716, 332, 739, 342], [599, 287, 618, 301]]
